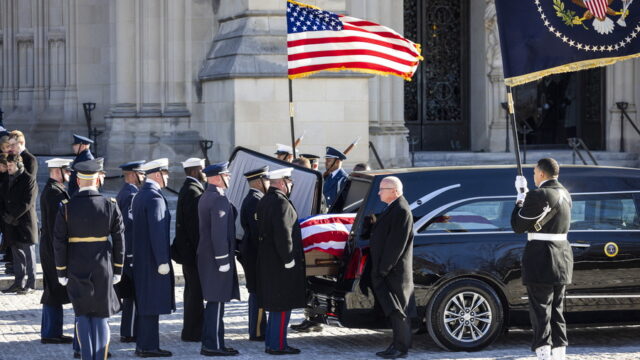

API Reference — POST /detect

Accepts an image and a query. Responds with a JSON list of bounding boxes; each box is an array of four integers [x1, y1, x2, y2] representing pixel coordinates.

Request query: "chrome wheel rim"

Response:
[[442, 291, 492, 343]]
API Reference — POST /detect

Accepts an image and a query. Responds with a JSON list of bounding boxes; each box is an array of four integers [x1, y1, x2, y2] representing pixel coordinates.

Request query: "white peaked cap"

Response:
[[268, 167, 293, 180], [181, 157, 205, 169], [140, 158, 169, 172], [275, 143, 294, 154], [46, 158, 74, 168]]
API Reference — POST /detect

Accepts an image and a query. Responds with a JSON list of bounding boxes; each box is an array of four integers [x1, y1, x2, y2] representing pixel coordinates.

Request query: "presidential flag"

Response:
[[286, 0, 423, 80], [495, 0, 640, 86], [300, 213, 356, 257]]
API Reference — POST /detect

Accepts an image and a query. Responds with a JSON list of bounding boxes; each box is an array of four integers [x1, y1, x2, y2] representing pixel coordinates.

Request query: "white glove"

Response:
[[284, 259, 295, 269], [515, 176, 529, 194], [58, 277, 68, 286], [218, 264, 230, 273], [113, 275, 122, 285], [516, 192, 527, 205], [158, 263, 170, 275]]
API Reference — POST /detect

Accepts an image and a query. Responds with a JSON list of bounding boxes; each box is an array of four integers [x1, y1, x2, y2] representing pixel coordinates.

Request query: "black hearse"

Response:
[[305, 164, 640, 352]]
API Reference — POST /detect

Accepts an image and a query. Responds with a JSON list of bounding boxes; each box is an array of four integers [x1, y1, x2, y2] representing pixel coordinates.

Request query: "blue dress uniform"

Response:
[[68, 135, 94, 196], [197, 162, 240, 356], [52, 158, 125, 360], [239, 166, 269, 341], [39, 159, 73, 343], [322, 147, 348, 208], [115, 161, 145, 342], [130, 158, 175, 356]]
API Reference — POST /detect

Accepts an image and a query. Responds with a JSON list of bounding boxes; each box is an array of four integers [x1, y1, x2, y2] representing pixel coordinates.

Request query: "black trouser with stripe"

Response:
[[526, 284, 568, 351], [202, 301, 226, 350]]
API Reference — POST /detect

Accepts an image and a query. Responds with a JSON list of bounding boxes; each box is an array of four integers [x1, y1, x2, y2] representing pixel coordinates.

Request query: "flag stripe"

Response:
[[301, 223, 353, 239], [289, 55, 416, 73], [341, 23, 412, 44], [287, 30, 420, 56], [289, 49, 417, 67], [288, 61, 411, 78], [287, 39, 420, 62]]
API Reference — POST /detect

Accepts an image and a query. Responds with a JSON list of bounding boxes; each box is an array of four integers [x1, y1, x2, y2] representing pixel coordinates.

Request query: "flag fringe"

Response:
[[288, 66, 416, 81], [287, 0, 321, 10], [505, 53, 640, 86]]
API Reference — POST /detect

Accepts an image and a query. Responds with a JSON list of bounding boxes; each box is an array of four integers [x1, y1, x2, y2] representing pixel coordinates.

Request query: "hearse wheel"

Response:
[[426, 278, 504, 352]]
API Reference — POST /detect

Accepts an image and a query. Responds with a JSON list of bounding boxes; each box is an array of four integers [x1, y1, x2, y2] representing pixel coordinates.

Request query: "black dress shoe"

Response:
[[135, 349, 172, 358], [74, 352, 80, 359], [16, 287, 34, 295], [224, 347, 239, 355], [41, 335, 73, 344], [121, 336, 136, 343], [1, 283, 20, 293], [265, 346, 301, 355], [375, 347, 407, 359], [290, 320, 322, 333], [200, 347, 238, 356], [249, 335, 265, 341]]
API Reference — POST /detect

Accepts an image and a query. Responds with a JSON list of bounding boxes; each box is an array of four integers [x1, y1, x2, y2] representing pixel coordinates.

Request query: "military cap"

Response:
[[244, 166, 269, 181], [300, 153, 320, 163], [268, 167, 293, 180], [72, 134, 94, 145], [274, 143, 297, 155], [203, 161, 230, 177], [325, 146, 347, 161], [74, 158, 104, 180], [181, 157, 205, 169], [46, 158, 74, 169], [119, 160, 146, 172], [140, 158, 169, 174]]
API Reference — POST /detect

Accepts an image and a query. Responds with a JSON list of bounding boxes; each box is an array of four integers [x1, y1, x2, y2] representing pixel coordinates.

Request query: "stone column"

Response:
[[485, 0, 509, 153], [140, 0, 162, 116], [111, 0, 137, 116], [165, 0, 188, 116], [606, 60, 638, 153]]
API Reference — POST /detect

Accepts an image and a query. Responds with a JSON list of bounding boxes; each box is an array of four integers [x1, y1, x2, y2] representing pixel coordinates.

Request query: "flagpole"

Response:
[[289, 79, 297, 158], [506, 85, 523, 176]]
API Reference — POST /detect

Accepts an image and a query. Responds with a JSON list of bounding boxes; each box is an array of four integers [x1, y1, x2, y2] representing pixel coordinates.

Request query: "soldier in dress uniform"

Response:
[[239, 166, 270, 341], [274, 144, 295, 162], [511, 158, 573, 360], [197, 162, 241, 356], [52, 158, 125, 360], [68, 134, 94, 196], [115, 160, 146, 343], [39, 158, 73, 344], [299, 154, 320, 171], [322, 146, 348, 209], [256, 167, 306, 355], [131, 158, 175, 358], [172, 158, 206, 342]]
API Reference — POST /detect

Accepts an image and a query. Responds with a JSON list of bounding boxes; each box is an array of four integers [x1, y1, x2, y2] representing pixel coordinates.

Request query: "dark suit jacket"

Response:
[[239, 188, 263, 293], [369, 196, 416, 318], [3, 169, 38, 245], [172, 177, 204, 266]]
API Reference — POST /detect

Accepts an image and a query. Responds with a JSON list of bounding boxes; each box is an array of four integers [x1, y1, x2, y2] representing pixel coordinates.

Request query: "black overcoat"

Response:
[[114, 183, 138, 298], [53, 189, 125, 317], [511, 179, 573, 285], [172, 178, 204, 266], [3, 169, 38, 245], [256, 187, 306, 312], [39, 179, 71, 305], [369, 196, 416, 318], [239, 188, 263, 293]]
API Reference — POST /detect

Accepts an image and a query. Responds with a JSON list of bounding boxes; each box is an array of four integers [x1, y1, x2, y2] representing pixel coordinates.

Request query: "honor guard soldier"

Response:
[[274, 144, 295, 162], [172, 158, 206, 342], [256, 167, 306, 355], [68, 134, 94, 196], [511, 158, 573, 360], [115, 160, 146, 343], [197, 162, 240, 356], [52, 158, 125, 360], [239, 166, 270, 341], [299, 154, 320, 171], [39, 158, 73, 344], [322, 146, 348, 209], [131, 158, 175, 358]]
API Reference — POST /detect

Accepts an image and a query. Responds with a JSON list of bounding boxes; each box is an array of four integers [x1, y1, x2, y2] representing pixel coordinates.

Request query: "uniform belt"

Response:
[[69, 236, 108, 243], [527, 233, 567, 241]]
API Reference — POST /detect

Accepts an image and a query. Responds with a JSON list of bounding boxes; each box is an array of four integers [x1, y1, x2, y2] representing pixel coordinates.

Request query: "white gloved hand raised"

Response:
[[515, 175, 529, 194], [112, 275, 122, 285], [218, 264, 230, 273], [58, 277, 68, 286], [157, 263, 170, 275], [284, 259, 295, 269]]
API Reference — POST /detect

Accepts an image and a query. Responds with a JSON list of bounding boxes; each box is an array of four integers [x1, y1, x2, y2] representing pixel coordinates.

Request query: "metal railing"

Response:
[[568, 137, 598, 165], [617, 102, 640, 152]]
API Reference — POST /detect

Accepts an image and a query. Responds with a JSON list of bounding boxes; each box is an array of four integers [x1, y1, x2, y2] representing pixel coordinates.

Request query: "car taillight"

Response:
[[344, 247, 368, 280]]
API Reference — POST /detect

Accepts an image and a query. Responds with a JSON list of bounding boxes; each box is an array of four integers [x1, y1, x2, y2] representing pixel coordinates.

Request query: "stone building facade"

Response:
[[0, 0, 638, 175]]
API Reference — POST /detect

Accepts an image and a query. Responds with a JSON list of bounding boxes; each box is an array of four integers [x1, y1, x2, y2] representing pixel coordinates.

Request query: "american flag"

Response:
[[286, 0, 423, 80], [300, 213, 356, 256], [584, 0, 608, 20]]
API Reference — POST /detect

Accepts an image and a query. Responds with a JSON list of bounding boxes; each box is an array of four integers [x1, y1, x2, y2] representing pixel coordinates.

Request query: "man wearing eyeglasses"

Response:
[[369, 176, 415, 359]]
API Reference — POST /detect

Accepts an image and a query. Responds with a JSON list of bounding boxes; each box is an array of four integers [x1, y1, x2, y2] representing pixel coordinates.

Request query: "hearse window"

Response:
[[571, 196, 640, 230], [419, 199, 514, 233], [333, 178, 373, 213]]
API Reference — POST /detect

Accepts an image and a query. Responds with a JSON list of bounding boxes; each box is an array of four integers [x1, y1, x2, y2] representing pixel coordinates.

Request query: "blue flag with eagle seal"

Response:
[[495, 0, 640, 86]]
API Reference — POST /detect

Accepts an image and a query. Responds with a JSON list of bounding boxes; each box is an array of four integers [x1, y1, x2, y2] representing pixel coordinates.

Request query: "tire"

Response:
[[426, 278, 504, 352]]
